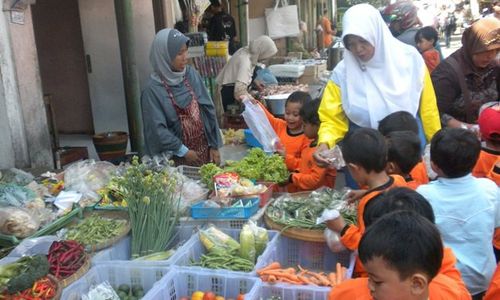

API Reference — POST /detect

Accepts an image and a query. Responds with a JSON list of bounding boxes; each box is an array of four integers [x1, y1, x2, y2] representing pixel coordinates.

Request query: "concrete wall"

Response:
[[78, 0, 155, 134], [9, 6, 53, 168]]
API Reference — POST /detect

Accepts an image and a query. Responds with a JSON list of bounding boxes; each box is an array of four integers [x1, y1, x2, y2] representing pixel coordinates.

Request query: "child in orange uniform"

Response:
[[415, 26, 441, 73], [473, 104, 500, 184], [323, 128, 406, 276], [378, 111, 430, 185], [329, 208, 471, 300], [386, 131, 423, 189], [258, 91, 312, 171], [286, 99, 336, 192]]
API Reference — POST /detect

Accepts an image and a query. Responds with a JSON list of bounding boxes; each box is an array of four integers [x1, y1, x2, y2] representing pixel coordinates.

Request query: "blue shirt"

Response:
[[417, 174, 499, 295]]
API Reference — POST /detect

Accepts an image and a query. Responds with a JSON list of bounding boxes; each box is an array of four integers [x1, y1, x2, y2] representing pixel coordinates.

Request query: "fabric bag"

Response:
[[265, 0, 300, 39]]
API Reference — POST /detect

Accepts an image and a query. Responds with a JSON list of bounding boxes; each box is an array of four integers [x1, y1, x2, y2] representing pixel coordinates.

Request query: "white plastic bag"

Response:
[[319, 145, 346, 169], [241, 99, 281, 153], [324, 229, 347, 253], [8, 236, 59, 257], [265, 0, 300, 39]]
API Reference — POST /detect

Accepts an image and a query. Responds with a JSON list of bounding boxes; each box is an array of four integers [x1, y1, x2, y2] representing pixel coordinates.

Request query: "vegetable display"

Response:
[[201, 148, 289, 189], [1, 276, 57, 299], [266, 188, 357, 230], [114, 157, 181, 258], [257, 262, 348, 287], [114, 283, 145, 300], [0, 255, 49, 294], [47, 240, 86, 279], [65, 214, 128, 246], [181, 291, 245, 300]]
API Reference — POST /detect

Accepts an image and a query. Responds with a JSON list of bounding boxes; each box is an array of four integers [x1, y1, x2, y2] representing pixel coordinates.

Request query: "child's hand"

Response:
[[344, 189, 367, 204], [275, 148, 286, 157], [313, 143, 331, 168]]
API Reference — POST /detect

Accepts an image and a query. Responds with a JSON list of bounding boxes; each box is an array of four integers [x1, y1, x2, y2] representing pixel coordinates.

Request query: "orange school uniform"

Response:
[[410, 161, 429, 186], [258, 102, 310, 170], [484, 263, 500, 300], [286, 142, 336, 192], [340, 175, 407, 276], [329, 247, 470, 300], [472, 148, 499, 179]]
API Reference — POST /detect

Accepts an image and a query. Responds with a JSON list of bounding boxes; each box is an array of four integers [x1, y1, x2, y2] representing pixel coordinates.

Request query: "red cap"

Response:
[[478, 107, 500, 141]]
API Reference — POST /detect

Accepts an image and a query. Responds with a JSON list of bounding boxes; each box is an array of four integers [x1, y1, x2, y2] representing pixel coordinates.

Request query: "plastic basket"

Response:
[[0, 207, 82, 247], [143, 268, 261, 300], [61, 263, 169, 300], [171, 228, 280, 276], [191, 197, 260, 219], [177, 165, 201, 180], [257, 235, 355, 289], [259, 282, 330, 300], [178, 213, 264, 230], [92, 225, 196, 266], [244, 129, 263, 148]]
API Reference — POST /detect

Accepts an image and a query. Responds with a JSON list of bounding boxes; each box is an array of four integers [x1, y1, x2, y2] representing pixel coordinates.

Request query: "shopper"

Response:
[[141, 29, 223, 166], [417, 128, 499, 299], [415, 26, 441, 73], [443, 12, 456, 48], [207, 1, 239, 55], [215, 35, 277, 120], [382, 1, 421, 47], [431, 18, 500, 128], [313, 4, 440, 171], [321, 9, 335, 48]]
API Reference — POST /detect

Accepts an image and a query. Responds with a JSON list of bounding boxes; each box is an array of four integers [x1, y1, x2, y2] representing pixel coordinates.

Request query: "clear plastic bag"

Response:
[[8, 235, 59, 257], [64, 160, 117, 204], [0, 207, 40, 238], [199, 225, 240, 254], [248, 220, 269, 257], [319, 145, 346, 169], [423, 144, 437, 180], [82, 281, 120, 300], [324, 228, 347, 253], [239, 224, 256, 263], [241, 98, 281, 153]]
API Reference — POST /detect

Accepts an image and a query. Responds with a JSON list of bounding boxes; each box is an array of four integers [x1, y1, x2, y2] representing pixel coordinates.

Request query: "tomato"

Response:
[[203, 291, 216, 300], [236, 294, 245, 300]]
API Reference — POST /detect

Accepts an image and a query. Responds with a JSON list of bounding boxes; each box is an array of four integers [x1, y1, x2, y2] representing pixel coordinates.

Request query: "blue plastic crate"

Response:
[[191, 197, 260, 219], [244, 129, 263, 148]]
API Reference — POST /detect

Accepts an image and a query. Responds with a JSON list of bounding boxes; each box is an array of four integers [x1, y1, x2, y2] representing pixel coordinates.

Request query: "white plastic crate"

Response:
[[178, 215, 264, 230], [61, 264, 169, 300], [259, 283, 330, 300], [92, 225, 196, 266], [171, 228, 280, 275], [257, 235, 355, 290], [143, 268, 261, 300]]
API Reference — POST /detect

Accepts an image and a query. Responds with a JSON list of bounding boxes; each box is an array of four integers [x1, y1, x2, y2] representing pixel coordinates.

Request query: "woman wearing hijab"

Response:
[[215, 35, 278, 118], [432, 18, 500, 129], [313, 4, 441, 168], [141, 29, 223, 166]]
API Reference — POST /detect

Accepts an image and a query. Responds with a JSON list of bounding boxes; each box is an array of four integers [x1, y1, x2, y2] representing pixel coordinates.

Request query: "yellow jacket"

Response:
[[318, 69, 441, 148]]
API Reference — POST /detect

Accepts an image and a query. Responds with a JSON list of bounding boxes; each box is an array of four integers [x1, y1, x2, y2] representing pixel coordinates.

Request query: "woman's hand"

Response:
[[209, 148, 221, 165], [313, 143, 331, 168], [185, 150, 202, 165], [238, 95, 258, 104]]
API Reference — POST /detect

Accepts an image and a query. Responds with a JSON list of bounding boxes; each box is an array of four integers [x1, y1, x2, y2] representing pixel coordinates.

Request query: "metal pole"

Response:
[[238, 0, 248, 46], [114, 0, 145, 154]]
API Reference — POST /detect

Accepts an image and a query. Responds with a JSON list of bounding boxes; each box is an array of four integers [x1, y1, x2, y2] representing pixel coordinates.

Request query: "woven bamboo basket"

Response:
[[57, 253, 91, 289], [264, 213, 325, 242]]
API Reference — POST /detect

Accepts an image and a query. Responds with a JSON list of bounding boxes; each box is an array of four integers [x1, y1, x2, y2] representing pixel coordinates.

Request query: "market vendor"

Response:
[[313, 4, 441, 176], [141, 28, 223, 167], [431, 18, 500, 129], [215, 35, 278, 120]]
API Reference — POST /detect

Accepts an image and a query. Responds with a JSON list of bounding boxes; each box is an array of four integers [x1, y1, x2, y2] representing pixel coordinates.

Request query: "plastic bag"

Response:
[[324, 228, 347, 253], [0, 207, 40, 238], [64, 160, 117, 204], [82, 281, 120, 300], [241, 98, 281, 153], [199, 225, 240, 254], [0, 168, 34, 185], [248, 220, 269, 256], [0, 183, 37, 207], [319, 145, 346, 169], [239, 224, 256, 263], [8, 235, 59, 257], [423, 144, 437, 180]]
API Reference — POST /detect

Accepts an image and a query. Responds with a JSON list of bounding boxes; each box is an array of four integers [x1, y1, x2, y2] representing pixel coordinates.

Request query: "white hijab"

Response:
[[331, 4, 425, 129]]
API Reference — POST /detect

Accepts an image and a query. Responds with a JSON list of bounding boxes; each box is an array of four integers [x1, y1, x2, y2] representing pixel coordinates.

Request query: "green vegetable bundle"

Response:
[[266, 188, 357, 230], [201, 148, 289, 189], [114, 157, 181, 258]]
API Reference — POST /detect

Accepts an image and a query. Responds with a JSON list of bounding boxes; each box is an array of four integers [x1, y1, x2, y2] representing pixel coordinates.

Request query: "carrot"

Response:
[[282, 267, 296, 274], [328, 272, 337, 287], [336, 263, 343, 285], [260, 275, 269, 281], [309, 276, 320, 285], [260, 271, 300, 282], [257, 262, 281, 275], [268, 275, 277, 283], [278, 278, 304, 285], [312, 272, 331, 286], [298, 275, 316, 285]]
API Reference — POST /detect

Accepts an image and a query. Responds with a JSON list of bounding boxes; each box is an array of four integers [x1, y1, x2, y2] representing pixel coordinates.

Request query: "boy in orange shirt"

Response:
[[378, 111, 430, 185], [415, 26, 441, 73], [386, 131, 423, 189], [323, 128, 406, 276], [286, 99, 336, 192], [473, 104, 500, 184], [258, 91, 312, 171], [329, 209, 471, 300]]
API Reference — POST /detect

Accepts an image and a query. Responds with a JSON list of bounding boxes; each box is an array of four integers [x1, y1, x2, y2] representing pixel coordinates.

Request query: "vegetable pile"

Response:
[[114, 283, 145, 300], [194, 223, 268, 272], [182, 291, 245, 300], [257, 262, 348, 287], [65, 214, 128, 247], [266, 188, 357, 230], [200, 148, 289, 188], [1, 276, 58, 300], [47, 240, 86, 279], [0, 255, 49, 294]]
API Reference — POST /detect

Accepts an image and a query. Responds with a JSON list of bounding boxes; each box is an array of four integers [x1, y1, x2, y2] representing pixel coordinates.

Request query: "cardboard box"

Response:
[[303, 65, 317, 77], [298, 75, 319, 85]]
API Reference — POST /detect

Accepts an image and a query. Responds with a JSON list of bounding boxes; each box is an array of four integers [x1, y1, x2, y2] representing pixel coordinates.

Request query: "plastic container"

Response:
[[259, 282, 330, 300], [144, 268, 261, 300], [191, 197, 260, 219], [0, 207, 82, 247], [61, 263, 169, 300], [258, 234, 355, 285], [265, 93, 290, 116], [244, 129, 263, 149], [171, 228, 279, 276], [92, 225, 196, 266]]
